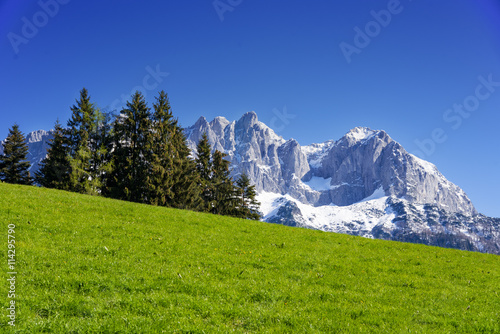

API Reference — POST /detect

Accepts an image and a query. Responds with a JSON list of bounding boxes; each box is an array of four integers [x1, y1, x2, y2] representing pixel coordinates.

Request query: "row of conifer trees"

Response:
[[0, 88, 261, 220]]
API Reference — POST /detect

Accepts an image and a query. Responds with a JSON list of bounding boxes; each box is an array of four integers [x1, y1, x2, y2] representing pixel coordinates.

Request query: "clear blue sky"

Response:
[[1, 0, 499, 217]]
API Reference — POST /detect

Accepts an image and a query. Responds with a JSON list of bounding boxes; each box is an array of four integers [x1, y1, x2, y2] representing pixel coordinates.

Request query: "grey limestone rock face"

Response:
[[306, 127, 476, 215], [185, 111, 292, 194], [186, 116, 476, 217]]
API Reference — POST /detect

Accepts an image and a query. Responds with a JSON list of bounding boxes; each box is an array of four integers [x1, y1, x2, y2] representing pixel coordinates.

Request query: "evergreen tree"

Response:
[[67, 88, 95, 156], [93, 112, 114, 196], [147, 91, 176, 206], [0, 124, 33, 185], [147, 91, 201, 209], [88, 108, 114, 195], [195, 134, 237, 215], [211, 150, 236, 216], [195, 133, 213, 211], [67, 88, 101, 194], [235, 173, 261, 220], [110, 91, 151, 203], [168, 126, 202, 210], [35, 120, 71, 189]]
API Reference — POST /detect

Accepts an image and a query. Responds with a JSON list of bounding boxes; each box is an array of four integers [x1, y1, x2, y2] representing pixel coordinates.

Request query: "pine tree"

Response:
[[195, 134, 242, 216], [93, 109, 115, 197], [147, 91, 176, 206], [88, 108, 114, 195], [67, 88, 95, 156], [168, 127, 203, 210], [169, 153, 202, 210], [147, 91, 201, 209], [195, 133, 213, 211], [0, 124, 33, 185], [67, 88, 101, 194], [35, 120, 71, 189], [235, 173, 261, 220], [211, 150, 236, 216], [110, 91, 151, 203]]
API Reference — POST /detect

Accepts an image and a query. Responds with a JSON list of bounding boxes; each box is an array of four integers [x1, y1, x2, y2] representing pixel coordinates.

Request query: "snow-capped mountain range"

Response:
[[184, 112, 499, 254], [4, 112, 499, 254]]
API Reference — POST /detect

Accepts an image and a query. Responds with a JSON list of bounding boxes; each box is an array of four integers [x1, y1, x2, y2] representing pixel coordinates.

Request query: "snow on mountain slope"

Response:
[[342, 126, 378, 143], [258, 190, 395, 238], [300, 127, 476, 215], [258, 191, 500, 254], [183, 112, 499, 253], [302, 176, 333, 192]]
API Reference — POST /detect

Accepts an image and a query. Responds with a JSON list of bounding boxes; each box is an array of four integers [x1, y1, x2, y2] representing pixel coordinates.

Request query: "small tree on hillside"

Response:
[[235, 173, 261, 220], [195, 133, 214, 211], [211, 150, 236, 216], [35, 120, 71, 189], [0, 124, 33, 185], [195, 134, 239, 216]]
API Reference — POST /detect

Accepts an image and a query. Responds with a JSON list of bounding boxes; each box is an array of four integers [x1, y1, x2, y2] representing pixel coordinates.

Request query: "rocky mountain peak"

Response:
[[236, 111, 258, 129], [26, 129, 50, 143], [193, 116, 209, 128], [210, 116, 230, 129], [340, 127, 383, 146]]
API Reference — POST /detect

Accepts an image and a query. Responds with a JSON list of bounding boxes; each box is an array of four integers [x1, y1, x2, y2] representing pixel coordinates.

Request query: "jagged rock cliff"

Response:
[[185, 112, 476, 216]]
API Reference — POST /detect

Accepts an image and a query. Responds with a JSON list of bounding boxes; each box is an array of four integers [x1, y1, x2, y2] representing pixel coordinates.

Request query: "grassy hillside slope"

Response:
[[0, 183, 499, 333]]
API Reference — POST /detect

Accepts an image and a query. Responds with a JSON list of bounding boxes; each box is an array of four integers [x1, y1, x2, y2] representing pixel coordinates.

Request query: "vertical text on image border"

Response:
[[7, 223, 17, 326]]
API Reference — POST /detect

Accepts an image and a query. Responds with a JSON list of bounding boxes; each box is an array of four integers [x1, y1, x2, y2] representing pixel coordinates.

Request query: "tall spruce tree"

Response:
[[147, 91, 201, 209], [195, 134, 237, 215], [67, 88, 102, 194], [235, 173, 261, 220], [89, 108, 114, 195], [147, 91, 176, 206], [35, 120, 71, 189], [168, 139, 202, 210], [195, 133, 214, 211], [110, 91, 151, 203], [211, 150, 236, 216], [0, 124, 33, 185]]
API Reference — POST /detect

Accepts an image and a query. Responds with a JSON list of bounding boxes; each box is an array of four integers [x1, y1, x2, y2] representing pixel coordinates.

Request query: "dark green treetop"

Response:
[[0, 124, 33, 185]]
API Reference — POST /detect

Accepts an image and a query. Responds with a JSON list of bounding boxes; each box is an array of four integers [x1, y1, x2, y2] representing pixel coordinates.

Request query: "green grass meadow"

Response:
[[1, 182, 499, 333]]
